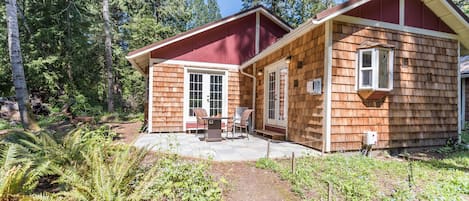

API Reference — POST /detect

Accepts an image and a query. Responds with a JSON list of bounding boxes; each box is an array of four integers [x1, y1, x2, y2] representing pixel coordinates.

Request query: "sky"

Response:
[[217, 0, 243, 17], [217, 0, 347, 17]]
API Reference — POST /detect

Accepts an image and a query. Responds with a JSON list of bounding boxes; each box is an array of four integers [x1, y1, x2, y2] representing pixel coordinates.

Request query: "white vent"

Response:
[[307, 78, 322, 95], [363, 131, 377, 145]]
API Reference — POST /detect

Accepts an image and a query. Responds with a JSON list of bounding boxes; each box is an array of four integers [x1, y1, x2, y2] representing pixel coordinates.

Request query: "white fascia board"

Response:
[[152, 58, 239, 71]]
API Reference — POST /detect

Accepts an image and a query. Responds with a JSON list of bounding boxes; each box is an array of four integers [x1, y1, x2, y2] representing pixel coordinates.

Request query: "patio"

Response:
[[133, 132, 321, 161]]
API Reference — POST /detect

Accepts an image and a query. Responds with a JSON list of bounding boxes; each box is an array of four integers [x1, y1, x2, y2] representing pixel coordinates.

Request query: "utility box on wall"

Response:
[[307, 78, 322, 95], [363, 131, 377, 145]]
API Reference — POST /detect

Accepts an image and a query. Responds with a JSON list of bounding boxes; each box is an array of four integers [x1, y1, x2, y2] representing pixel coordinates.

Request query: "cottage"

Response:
[[127, 0, 469, 152]]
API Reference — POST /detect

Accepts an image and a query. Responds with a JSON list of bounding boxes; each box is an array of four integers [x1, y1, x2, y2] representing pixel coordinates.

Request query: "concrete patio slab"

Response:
[[134, 132, 321, 161]]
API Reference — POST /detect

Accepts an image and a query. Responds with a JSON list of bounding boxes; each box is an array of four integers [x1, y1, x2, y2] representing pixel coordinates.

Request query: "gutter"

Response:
[[240, 64, 257, 131]]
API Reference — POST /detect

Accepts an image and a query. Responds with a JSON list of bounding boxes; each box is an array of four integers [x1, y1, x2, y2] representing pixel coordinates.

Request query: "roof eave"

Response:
[[240, 0, 371, 69], [423, 0, 469, 51]]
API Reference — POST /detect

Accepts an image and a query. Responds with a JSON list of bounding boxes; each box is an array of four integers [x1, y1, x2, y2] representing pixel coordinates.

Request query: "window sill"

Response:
[[357, 89, 390, 101]]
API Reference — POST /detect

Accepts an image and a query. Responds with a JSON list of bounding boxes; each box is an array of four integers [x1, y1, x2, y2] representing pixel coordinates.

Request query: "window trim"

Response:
[[356, 48, 394, 91]]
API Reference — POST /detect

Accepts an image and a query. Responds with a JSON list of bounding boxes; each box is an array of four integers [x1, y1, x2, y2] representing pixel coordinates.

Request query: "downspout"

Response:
[[240, 65, 256, 132]]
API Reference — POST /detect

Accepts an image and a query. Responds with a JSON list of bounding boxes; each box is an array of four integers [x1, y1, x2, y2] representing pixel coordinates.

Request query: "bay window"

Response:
[[357, 48, 394, 91]]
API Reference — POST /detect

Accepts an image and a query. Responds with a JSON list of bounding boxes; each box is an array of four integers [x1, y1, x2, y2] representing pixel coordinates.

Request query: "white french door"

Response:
[[265, 63, 288, 127], [186, 70, 226, 123]]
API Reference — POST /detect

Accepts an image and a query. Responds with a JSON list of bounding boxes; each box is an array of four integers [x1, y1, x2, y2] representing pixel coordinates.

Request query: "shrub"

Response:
[[0, 126, 222, 200]]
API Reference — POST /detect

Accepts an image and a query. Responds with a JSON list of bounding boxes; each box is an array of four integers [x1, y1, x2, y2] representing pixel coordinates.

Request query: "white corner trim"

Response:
[[335, 15, 459, 39], [462, 78, 466, 130], [458, 41, 462, 143], [256, 12, 260, 54], [183, 67, 189, 131], [147, 61, 154, 134], [323, 21, 333, 153], [399, 0, 405, 26], [152, 59, 239, 71]]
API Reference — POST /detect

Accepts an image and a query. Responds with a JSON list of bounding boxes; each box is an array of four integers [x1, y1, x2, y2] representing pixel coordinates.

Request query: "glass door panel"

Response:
[[268, 71, 276, 120], [189, 73, 203, 117], [265, 65, 288, 127], [278, 68, 287, 121], [186, 71, 225, 123], [209, 75, 223, 116]]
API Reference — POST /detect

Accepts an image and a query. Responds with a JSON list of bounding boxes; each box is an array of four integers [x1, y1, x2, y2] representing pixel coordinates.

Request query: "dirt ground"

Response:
[[111, 122, 301, 201], [108, 121, 143, 143], [210, 162, 299, 201]]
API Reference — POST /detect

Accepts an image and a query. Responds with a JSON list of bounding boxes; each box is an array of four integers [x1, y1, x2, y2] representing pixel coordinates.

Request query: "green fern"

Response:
[[0, 126, 221, 200], [56, 145, 161, 201]]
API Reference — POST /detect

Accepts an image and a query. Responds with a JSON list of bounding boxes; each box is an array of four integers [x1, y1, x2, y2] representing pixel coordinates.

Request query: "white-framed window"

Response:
[[357, 48, 394, 91]]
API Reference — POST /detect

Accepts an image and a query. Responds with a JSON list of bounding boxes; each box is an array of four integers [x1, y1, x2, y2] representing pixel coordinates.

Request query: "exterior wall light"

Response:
[[285, 55, 292, 64], [257, 69, 263, 76]]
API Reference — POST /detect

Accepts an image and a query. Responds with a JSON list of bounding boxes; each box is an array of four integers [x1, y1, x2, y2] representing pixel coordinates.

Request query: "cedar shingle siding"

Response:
[[253, 24, 326, 150], [330, 21, 458, 151], [151, 64, 185, 132], [151, 64, 253, 132]]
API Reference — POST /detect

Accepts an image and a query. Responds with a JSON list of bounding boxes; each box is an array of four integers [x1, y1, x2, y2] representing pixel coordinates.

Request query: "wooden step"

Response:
[[255, 129, 286, 141]]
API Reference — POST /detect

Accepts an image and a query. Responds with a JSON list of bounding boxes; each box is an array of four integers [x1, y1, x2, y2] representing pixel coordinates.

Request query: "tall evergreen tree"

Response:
[[187, 0, 222, 29], [5, 0, 39, 131], [453, 0, 469, 14], [103, 0, 114, 112], [241, 0, 335, 27], [206, 0, 222, 21]]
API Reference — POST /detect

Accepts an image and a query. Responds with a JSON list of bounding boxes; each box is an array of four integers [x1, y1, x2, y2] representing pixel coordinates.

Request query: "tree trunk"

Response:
[[103, 0, 114, 112], [5, 0, 39, 131]]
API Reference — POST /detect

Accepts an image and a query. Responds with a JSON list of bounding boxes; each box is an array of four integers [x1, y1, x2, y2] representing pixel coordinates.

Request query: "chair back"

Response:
[[240, 109, 253, 127], [233, 107, 248, 123], [193, 108, 208, 124]]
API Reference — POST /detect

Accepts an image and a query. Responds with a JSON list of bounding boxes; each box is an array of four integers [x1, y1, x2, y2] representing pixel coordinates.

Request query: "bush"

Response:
[[0, 126, 221, 200]]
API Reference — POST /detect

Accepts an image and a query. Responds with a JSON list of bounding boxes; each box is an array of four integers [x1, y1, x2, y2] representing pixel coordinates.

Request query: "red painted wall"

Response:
[[151, 13, 288, 65], [260, 15, 289, 51], [344, 0, 454, 34], [404, 0, 454, 33], [345, 0, 399, 24]]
